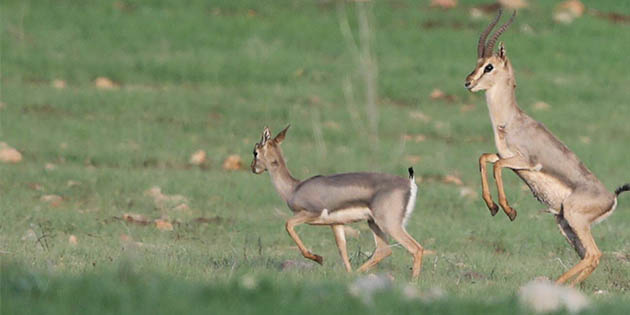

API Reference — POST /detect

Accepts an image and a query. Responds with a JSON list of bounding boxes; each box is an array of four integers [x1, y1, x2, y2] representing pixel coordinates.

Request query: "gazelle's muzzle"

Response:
[[251, 159, 265, 174]]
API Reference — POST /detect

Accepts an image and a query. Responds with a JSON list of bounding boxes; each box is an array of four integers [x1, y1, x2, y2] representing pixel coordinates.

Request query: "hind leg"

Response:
[[370, 190, 424, 279], [554, 191, 612, 286], [386, 225, 424, 279], [555, 214, 586, 259], [357, 220, 392, 272], [555, 216, 601, 286]]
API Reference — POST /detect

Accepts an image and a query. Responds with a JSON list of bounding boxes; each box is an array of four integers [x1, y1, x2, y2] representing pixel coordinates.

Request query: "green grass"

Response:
[[2, 0, 630, 313]]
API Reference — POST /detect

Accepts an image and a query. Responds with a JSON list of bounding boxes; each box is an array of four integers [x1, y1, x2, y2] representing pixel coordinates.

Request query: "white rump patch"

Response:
[[403, 178, 418, 226], [594, 197, 617, 225]]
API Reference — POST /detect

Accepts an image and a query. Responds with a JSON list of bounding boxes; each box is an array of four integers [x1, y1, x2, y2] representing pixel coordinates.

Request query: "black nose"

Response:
[[464, 81, 471, 88]]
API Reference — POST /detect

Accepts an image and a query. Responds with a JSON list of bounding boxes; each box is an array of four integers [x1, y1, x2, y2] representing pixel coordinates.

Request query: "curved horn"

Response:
[[477, 9, 503, 58], [484, 10, 516, 57]]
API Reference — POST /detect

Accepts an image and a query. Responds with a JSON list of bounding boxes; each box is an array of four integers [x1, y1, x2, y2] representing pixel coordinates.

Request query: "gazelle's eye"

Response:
[[253, 151, 258, 157], [484, 64, 494, 73]]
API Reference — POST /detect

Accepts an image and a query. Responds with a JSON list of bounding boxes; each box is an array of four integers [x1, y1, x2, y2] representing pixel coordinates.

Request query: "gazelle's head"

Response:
[[251, 125, 290, 174], [465, 9, 516, 92]]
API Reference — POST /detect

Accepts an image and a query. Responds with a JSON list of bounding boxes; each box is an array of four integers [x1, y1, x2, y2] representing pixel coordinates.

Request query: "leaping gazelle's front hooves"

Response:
[[502, 205, 517, 221], [486, 201, 499, 216], [504, 206, 516, 221], [507, 209, 517, 221]]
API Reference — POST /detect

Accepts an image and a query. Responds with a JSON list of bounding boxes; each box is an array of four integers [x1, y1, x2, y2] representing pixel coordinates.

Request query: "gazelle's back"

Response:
[[288, 172, 409, 214]]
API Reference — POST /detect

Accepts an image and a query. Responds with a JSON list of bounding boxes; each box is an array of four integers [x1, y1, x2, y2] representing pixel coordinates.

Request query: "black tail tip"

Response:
[[615, 183, 630, 196], [408, 167, 414, 179]]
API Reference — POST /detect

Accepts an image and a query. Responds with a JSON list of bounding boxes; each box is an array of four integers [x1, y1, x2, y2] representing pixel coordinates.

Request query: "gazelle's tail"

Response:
[[615, 184, 630, 197], [403, 167, 418, 227]]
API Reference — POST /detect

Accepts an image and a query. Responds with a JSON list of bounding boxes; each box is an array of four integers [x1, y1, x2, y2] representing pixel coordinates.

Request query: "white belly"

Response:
[[308, 207, 372, 225], [518, 170, 572, 211]]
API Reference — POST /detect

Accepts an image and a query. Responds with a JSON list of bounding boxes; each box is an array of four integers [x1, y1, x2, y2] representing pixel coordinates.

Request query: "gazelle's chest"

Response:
[[492, 125, 515, 158]]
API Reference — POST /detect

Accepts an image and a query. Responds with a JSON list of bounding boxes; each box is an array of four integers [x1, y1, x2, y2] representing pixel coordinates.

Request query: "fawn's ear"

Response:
[[274, 125, 290, 144], [261, 126, 272, 144]]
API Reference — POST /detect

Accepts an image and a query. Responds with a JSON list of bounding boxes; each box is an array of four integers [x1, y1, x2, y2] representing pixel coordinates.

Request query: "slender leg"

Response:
[[479, 153, 500, 215], [357, 220, 392, 272], [556, 212, 602, 286], [386, 226, 424, 279], [555, 214, 586, 259], [331, 224, 352, 272], [285, 212, 323, 265], [493, 156, 540, 221]]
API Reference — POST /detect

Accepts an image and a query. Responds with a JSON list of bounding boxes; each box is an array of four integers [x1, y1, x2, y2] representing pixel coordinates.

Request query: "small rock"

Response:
[[430, 88, 446, 99], [94, 77, 118, 89], [0, 142, 22, 163], [189, 150, 207, 166], [553, 0, 585, 24], [155, 219, 173, 231], [498, 0, 529, 10], [222, 154, 243, 171], [430, 0, 457, 10], [45, 163, 57, 171]]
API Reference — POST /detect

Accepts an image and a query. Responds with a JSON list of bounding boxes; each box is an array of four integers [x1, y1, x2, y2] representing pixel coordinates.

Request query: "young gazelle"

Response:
[[251, 126, 424, 278], [465, 9, 629, 285]]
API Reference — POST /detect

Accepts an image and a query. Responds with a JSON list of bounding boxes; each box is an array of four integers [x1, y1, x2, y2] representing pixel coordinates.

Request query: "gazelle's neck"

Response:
[[485, 76, 520, 128], [268, 155, 299, 202]]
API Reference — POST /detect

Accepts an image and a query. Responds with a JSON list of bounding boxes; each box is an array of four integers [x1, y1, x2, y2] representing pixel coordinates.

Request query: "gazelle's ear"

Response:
[[498, 42, 507, 60], [261, 126, 272, 144], [274, 125, 290, 144]]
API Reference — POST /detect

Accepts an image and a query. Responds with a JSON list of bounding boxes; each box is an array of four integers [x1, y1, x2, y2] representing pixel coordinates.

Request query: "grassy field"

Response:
[[2, 0, 630, 313]]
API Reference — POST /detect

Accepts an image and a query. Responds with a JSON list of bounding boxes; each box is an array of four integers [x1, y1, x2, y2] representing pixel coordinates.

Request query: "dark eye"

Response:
[[484, 64, 494, 73], [253, 150, 258, 157]]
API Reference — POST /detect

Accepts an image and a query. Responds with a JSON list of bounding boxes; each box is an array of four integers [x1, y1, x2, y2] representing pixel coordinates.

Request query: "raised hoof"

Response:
[[312, 254, 324, 265], [488, 203, 499, 216], [507, 209, 517, 221]]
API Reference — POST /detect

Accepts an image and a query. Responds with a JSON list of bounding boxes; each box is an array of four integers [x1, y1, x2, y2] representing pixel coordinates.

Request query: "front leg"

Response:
[[479, 153, 500, 215], [331, 224, 352, 272], [285, 212, 324, 265], [493, 156, 542, 221]]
